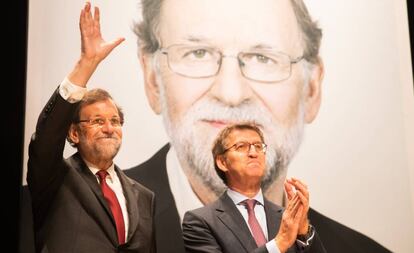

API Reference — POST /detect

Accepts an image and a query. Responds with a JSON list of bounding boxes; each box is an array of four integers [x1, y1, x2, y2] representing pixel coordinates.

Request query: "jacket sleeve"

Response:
[[182, 210, 225, 253], [27, 87, 78, 218]]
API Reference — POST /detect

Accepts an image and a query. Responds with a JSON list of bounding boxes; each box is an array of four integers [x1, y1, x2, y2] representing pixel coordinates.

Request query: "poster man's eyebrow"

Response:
[[249, 43, 280, 51], [183, 35, 213, 44]]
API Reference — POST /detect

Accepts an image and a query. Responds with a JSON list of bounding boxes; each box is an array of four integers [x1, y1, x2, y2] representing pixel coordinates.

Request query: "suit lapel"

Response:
[[116, 167, 140, 241], [264, 199, 297, 253], [124, 144, 186, 252], [216, 193, 258, 252], [264, 198, 283, 238], [68, 153, 119, 244]]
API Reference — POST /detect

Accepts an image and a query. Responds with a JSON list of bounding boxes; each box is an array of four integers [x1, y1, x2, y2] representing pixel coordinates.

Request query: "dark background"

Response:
[[9, 1, 414, 252]]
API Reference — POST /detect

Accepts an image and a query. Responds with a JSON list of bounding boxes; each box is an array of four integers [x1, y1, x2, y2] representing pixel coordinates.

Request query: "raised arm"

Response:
[[27, 2, 124, 217], [68, 2, 124, 87]]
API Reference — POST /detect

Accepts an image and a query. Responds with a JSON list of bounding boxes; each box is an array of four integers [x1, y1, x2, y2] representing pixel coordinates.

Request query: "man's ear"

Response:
[[68, 124, 80, 145], [304, 58, 324, 123], [216, 155, 228, 173], [140, 51, 162, 114]]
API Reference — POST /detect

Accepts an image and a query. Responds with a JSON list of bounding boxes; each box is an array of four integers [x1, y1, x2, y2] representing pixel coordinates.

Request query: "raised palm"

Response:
[[80, 2, 124, 65]]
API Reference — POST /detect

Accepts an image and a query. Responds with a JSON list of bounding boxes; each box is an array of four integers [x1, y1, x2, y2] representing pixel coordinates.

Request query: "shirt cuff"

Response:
[[266, 240, 281, 253], [59, 77, 87, 103]]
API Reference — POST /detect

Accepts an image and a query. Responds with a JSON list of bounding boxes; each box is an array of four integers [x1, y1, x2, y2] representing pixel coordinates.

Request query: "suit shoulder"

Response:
[[123, 174, 155, 198], [124, 144, 170, 179], [263, 197, 283, 212], [309, 208, 391, 253], [183, 196, 225, 221], [134, 180, 155, 197]]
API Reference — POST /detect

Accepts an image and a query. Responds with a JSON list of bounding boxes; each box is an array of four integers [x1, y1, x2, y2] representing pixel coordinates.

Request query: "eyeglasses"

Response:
[[159, 44, 303, 83], [223, 141, 267, 154], [76, 117, 123, 128]]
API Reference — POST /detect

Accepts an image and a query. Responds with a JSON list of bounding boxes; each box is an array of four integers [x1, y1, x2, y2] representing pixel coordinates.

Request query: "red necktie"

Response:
[[242, 199, 267, 247], [96, 170, 125, 244]]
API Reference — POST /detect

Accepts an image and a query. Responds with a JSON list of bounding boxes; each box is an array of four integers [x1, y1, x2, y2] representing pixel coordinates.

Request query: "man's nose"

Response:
[[100, 120, 115, 133], [248, 144, 259, 157], [208, 56, 254, 107]]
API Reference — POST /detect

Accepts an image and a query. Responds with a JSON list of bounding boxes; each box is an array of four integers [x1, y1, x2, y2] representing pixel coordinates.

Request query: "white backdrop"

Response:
[[24, 1, 414, 252]]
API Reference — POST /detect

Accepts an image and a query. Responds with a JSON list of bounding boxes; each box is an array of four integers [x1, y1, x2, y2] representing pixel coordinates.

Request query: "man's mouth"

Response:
[[201, 119, 263, 130], [202, 119, 231, 129], [97, 136, 117, 140]]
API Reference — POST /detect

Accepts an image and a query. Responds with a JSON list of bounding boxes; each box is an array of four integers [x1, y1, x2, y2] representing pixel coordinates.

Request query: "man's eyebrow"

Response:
[[178, 38, 281, 52], [184, 35, 212, 44], [250, 44, 279, 51]]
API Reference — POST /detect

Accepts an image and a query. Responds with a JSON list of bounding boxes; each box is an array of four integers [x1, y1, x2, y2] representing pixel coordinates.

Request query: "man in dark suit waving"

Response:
[[182, 124, 326, 253], [27, 3, 155, 252]]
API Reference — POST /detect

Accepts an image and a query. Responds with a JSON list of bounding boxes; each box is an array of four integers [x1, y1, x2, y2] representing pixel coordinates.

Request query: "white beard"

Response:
[[155, 58, 310, 195], [160, 91, 305, 195]]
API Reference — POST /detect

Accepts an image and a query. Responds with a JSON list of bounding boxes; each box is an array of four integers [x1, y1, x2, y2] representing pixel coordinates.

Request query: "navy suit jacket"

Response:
[[182, 192, 326, 253]]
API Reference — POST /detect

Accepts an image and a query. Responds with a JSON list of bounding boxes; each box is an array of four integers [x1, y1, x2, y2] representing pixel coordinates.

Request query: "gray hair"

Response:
[[134, 0, 322, 63]]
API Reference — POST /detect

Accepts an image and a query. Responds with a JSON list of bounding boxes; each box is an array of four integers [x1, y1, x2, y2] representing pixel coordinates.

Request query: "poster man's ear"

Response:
[[304, 58, 324, 123], [140, 52, 162, 114]]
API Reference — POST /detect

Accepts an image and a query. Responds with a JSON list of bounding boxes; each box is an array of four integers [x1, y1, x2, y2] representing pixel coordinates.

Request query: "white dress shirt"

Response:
[[226, 188, 280, 253], [166, 146, 203, 222], [88, 163, 129, 241]]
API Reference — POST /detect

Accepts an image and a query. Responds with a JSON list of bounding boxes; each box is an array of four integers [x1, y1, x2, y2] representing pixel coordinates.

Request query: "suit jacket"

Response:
[[27, 88, 156, 253], [19, 112, 392, 253], [182, 192, 326, 253], [124, 144, 392, 253]]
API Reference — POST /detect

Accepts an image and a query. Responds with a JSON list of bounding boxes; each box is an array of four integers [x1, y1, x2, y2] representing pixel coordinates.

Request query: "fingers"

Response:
[[84, 1, 91, 12], [85, 2, 92, 23], [93, 6, 101, 36], [284, 181, 295, 201], [104, 37, 126, 54], [294, 205, 304, 222], [287, 178, 311, 235], [286, 194, 301, 217], [275, 194, 303, 252], [286, 178, 309, 202], [78, 2, 124, 63], [291, 178, 308, 195], [80, 3, 99, 33], [80, 2, 93, 37], [291, 179, 309, 215], [94, 6, 100, 23], [295, 190, 308, 210], [286, 194, 298, 211]]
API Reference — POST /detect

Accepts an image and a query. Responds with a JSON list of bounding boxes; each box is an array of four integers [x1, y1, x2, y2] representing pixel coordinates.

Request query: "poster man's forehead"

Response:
[[158, 0, 303, 56]]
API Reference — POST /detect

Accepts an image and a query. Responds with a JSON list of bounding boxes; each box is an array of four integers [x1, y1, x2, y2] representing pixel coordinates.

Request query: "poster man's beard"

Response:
[[160, 93, 305, 195]]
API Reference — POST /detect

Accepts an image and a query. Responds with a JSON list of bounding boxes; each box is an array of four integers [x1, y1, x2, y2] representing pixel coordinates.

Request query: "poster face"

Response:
[[24, 0, 414, 252]]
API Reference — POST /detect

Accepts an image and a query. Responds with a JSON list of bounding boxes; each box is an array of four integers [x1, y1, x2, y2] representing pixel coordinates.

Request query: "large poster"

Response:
[[23, 0, 414, 252]]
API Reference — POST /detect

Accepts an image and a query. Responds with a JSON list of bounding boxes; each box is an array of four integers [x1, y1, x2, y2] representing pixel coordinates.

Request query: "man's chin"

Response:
[[94, 146, 120, 161]]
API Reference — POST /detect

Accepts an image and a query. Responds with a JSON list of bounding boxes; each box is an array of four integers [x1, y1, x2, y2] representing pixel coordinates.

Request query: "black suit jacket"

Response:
[[26, 89, 156, 253], [182, 192, 326, 253], [124, 144, 392, 253]]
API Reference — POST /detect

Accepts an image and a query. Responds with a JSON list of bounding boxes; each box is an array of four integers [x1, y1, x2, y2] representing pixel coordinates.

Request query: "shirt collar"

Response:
[[87, 162, 116, 183], [166, 146, 203, 221], [227, 188, 264, 206]]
